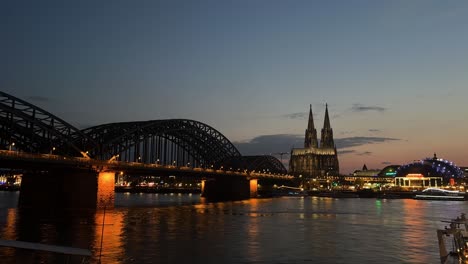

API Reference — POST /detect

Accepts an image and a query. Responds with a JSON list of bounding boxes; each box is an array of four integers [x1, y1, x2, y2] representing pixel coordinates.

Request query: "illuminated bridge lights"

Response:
[[0, 90, 289, 178]]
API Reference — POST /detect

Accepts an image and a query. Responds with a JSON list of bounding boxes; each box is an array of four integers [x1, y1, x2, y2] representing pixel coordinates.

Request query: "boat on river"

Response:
[[272, 186, 307, 197], [0, 239, 91, 263], [414, 188, 466, 201], [437, 213, 468, 263]]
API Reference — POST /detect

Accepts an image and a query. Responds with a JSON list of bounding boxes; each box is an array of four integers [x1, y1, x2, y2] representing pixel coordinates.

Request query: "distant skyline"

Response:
[[2, 0, 468, 174]]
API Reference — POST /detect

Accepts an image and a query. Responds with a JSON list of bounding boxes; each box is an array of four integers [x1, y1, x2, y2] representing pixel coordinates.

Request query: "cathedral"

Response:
[[289, 104, 339, 178]]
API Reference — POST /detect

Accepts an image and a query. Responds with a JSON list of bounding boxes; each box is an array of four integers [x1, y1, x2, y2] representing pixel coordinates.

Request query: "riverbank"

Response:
[[308, 190, 418, 199], [0, 185, 19, 192], [2, 185, 464, 200], [114, 186, 201, 194]]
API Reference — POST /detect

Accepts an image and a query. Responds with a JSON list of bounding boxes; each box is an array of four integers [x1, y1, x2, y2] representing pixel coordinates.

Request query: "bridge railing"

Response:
[[0, 150, 294, 180]]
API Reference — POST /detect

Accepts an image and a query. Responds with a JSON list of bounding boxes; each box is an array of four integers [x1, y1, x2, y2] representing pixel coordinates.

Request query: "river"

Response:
[[0, 191, 464, 263]]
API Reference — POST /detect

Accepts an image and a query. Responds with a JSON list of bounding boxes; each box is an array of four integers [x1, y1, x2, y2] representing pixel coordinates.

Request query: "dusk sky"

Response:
[[2, 0, 468, 174]]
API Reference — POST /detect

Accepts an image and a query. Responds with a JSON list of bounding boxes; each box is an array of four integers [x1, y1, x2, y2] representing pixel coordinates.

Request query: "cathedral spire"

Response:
[[320, 103, 335, 148], [307, 104, 315, 130], [304, 104, 318, 148], [323, 103, 331, 130]]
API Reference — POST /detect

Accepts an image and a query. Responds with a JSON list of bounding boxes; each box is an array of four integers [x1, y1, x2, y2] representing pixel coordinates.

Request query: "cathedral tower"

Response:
[[320, 104, 335, 148], [289, 103, 339, 179], [304, 105, 318, 148]]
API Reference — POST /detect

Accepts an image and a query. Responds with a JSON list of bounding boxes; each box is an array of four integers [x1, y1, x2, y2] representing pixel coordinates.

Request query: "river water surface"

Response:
[[0, 192, 465, 263]]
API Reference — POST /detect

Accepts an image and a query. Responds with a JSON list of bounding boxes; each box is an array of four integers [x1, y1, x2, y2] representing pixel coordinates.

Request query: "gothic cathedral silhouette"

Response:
[[289, 104, 340, 178]]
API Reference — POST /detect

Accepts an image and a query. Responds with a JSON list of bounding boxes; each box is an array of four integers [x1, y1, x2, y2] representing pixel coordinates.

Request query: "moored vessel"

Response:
[[414, 188, 466, 201]]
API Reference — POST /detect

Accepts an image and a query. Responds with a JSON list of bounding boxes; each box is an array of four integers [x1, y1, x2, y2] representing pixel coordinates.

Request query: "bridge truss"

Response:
[[79, 119, 242, 168], [0, 91, 96, 157], [0, 91, 287, 173]]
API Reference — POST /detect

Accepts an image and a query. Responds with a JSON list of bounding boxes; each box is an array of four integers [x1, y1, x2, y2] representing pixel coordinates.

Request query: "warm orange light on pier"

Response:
[[200, 180, 206, 195], [249, 179, 258, 197], [97, 171, 115, 209]]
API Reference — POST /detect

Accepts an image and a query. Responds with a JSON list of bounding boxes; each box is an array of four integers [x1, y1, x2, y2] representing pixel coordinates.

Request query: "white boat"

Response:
[[437, 213, 468, 263], [272, 186, 307, 197], [414, 188, 466, 201], [0, 239, 91, 263]]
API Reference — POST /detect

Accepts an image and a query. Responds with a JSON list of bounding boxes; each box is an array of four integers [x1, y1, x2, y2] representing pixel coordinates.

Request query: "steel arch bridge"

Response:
[[78, 119, 242, 168], [220, 155, 288, 174], [0, 91, 287, 173], [0, 91, 96, 157]]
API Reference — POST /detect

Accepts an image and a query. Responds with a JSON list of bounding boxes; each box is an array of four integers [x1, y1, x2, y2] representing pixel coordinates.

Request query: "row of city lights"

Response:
[[111, 154, 278, 174], [4, 144, 289, 176], [7, 142, 58, 154]]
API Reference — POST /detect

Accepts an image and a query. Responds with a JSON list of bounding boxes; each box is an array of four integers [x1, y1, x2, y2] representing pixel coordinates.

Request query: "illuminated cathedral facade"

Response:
[[289, 104, 339, 178]]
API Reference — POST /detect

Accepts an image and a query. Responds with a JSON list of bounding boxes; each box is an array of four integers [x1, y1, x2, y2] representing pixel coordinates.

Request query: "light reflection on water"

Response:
[[0, 192, 465, 263]]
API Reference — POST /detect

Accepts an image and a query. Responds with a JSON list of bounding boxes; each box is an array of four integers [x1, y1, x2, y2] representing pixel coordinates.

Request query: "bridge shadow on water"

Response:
[[0, 206, 98, 264]]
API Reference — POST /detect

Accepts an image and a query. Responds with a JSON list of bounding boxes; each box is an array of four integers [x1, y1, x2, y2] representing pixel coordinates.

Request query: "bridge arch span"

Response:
[[0, 91, 95, 156], [218, 155, 288, 174], [80, 119, 241, 167]]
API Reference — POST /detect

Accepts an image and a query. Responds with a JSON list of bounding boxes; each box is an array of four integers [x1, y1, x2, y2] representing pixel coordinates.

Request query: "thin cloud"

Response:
[[283, 112, 308, 120], [235, 135, 400, 157], [381, 161, 392, 165], [335, 137, 400, 149], [339, 131, 354, 135], [338, 149, 356, 155], [368, 129, 380, 133], [351, 104, 386, 113], [357, 151, 372, 156], [234, 134, 303, 156]]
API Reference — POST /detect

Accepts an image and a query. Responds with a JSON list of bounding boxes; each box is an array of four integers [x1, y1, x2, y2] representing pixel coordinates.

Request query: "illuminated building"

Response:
[[289, 104, 339, 178], [353, 164, 380, 177], [395, 153, 463, 188]]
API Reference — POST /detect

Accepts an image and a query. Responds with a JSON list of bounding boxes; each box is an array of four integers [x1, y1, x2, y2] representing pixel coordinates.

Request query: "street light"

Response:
[[9, 142, 15, 151], [50, 147, 56, 155]]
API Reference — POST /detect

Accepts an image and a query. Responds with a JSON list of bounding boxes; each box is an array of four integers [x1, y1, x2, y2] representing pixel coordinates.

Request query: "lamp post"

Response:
[[9, 142, 15, 151], [50, 147, 56, 155]]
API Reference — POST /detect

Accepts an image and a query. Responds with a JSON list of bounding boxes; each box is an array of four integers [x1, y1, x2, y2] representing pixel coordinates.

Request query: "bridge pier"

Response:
[[97, 171, 115, 209], [201, 177, 258, 201], [18, 169, 115, 209]]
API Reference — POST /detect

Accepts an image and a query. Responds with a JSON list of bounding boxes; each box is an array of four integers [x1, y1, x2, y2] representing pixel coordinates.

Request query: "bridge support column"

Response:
[[18, 169, 115, 209], [201, 177, 258, 201], [97, 171, 115, 209], [249, 179, 258, 198]]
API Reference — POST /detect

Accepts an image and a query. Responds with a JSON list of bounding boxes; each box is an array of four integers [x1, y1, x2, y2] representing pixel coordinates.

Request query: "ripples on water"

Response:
[[0, 191, 466, 263]]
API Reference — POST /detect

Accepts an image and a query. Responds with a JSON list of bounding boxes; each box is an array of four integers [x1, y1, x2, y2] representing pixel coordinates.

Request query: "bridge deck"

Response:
[[0, 150, 294, 180]]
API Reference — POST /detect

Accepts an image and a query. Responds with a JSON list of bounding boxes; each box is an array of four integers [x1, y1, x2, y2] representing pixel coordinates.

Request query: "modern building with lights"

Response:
[[394, 153, 464, 188], [289, 104, 339, 178]]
